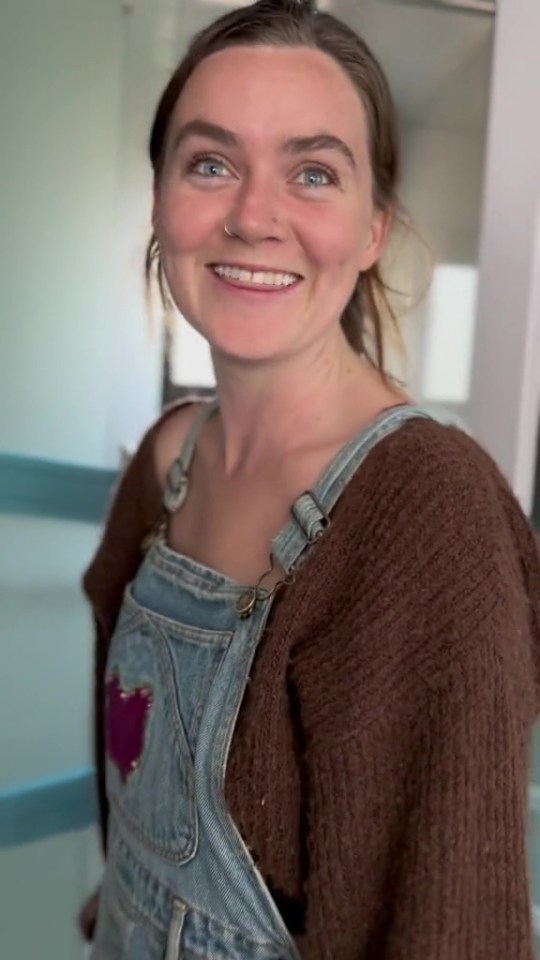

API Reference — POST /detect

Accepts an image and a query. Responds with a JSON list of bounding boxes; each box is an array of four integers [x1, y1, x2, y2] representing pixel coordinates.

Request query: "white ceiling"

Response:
[[143, 0, 494, 133]]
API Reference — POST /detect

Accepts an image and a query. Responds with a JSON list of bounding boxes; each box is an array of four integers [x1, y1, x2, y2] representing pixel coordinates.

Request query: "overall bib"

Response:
[[92, 400, 430, 960]]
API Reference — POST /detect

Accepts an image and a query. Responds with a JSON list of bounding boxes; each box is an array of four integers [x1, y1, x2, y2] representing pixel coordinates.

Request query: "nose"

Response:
[[225, 174, 287, 245]]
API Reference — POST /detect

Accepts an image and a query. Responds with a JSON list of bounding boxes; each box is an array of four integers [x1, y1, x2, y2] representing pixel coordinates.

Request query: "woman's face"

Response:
[[154, 44, 389, 365]]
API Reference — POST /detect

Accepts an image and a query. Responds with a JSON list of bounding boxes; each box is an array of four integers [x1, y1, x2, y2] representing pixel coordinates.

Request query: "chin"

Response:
[[211, 339, 290, 367], [195, 314, 295, 363]]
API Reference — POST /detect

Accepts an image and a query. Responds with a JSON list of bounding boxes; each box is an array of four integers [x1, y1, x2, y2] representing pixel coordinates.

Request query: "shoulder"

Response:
[[151, 395, 212, 491], [307, 416, 539, 673], [82, 395, 212, 612], [342, 415, 540, 610], [288, 419, 540, 735], [341, 416, 524, 550], [98, 396, 206, 510], [364, 415, 502, 494], [117, 393, 216, 491]]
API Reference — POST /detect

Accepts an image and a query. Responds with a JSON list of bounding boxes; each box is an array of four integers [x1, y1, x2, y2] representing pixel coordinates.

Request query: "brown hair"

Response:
[[146, 0, 401, 372]]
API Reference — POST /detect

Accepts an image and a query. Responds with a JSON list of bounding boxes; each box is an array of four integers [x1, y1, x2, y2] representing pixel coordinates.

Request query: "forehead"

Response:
[[171, 45, 370, 153]]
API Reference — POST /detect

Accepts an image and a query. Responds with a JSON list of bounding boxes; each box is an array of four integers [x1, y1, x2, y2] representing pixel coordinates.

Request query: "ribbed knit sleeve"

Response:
[[287, 422, 540, 960], [294, 639, 536, 960]]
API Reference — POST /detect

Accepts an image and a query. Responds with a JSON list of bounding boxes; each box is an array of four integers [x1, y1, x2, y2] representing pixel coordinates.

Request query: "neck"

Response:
[[211, 333, 407, 477]]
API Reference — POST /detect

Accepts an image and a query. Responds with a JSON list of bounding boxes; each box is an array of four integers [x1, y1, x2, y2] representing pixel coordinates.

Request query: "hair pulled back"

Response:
[[146, 0, 401, 372]]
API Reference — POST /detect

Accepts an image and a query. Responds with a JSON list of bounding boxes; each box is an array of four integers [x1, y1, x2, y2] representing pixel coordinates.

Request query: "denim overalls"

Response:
[[92, 400, 431, 960]]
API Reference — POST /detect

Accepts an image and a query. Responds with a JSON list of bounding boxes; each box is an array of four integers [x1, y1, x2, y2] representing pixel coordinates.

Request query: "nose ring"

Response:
[[224, 217, 279, 238]]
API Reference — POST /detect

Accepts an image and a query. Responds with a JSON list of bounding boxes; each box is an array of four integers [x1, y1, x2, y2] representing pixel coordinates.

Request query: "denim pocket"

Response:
[[105, 588, 230, 863]]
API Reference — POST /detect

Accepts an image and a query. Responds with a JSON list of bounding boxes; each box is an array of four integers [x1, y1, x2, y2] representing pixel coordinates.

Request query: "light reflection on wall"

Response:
[[421, 264, 478, 404], [170, 311, 215, 389]]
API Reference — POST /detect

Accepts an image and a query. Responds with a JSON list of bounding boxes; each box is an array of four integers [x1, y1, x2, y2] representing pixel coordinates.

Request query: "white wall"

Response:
[[101, 2, 169, 463], [0, 0, 162, 470], [0, 515, 99, 787], [468, 0, 540, 514], [0, 826, 102, 959]]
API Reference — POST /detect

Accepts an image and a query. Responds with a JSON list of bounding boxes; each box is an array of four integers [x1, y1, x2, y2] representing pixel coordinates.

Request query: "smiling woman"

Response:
[[80, 1, 540, 959], [150, 43, 390, 368]]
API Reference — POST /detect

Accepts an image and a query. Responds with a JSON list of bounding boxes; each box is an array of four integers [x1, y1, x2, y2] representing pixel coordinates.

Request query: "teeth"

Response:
[[213, 265, 298, 287]]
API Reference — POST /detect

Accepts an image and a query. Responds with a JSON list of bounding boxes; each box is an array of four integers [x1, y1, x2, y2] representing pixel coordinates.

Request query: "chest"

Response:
[[166, 466, 310, 587]]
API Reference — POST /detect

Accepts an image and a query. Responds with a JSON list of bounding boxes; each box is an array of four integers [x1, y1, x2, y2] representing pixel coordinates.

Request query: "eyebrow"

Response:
[[171, 119, 238, 152], [171, 120, 357, 171], [284, 134, 356, 171]]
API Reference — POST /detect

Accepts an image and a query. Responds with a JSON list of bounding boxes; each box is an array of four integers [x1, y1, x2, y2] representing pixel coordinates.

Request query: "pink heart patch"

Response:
[[106, 676, 153, 782]]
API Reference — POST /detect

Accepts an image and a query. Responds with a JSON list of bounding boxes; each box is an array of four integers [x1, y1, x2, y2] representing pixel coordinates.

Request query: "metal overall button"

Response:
[[236, 588, 258, 619]]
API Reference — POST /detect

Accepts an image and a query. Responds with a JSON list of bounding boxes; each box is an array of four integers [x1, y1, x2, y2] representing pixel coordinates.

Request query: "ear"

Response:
[[358, 206, 392, 272]]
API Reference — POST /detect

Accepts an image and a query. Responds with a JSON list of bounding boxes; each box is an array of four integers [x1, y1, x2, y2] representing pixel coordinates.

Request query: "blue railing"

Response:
[[0, 452, 117, 523], [0, 769, 96, 849], [0, 452, 116, 848]]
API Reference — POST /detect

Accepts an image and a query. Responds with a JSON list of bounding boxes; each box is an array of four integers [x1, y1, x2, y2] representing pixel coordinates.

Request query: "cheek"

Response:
[[303, 207, 365, 273], [158, 187, 219, 257]]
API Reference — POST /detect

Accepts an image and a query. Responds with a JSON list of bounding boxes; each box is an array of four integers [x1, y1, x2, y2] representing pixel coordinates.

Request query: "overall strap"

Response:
[[162, 398, 219, 513], [272, 405, 433, 573]]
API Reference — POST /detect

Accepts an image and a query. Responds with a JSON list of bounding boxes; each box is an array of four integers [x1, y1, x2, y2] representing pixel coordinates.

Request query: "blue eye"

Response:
[[189, 155, 228, 178], [296, 167, 337, 188]]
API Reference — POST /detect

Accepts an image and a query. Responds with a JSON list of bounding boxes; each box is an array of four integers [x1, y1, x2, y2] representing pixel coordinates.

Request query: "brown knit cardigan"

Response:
[[83, 404, 540, 960]]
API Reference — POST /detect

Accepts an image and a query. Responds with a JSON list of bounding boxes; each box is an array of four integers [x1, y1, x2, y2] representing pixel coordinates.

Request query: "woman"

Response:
[[81, 0, 540, 957]]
